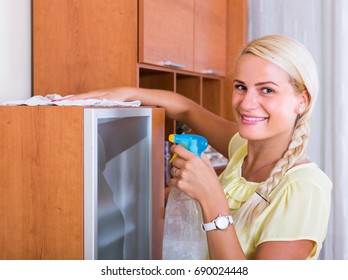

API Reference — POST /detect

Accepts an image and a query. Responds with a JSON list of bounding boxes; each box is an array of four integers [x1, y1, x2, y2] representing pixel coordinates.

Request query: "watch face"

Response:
[[215, 216, 229, 230]]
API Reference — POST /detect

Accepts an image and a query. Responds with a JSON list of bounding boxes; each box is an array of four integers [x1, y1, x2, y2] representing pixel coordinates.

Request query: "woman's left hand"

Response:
[[168, 144, 221, 204]]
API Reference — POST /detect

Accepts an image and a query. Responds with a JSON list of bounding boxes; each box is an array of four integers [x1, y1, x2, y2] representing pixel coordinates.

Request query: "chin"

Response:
[[238, 126, 265, 141], [238, 130, 258, 141]]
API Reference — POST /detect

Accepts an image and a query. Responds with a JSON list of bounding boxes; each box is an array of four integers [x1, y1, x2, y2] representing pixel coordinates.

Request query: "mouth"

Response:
[[240, 114, 269, 124]]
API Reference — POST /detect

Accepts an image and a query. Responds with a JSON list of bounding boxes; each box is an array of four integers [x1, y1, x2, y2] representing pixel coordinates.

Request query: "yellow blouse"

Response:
[[219, 133, 332, 259]]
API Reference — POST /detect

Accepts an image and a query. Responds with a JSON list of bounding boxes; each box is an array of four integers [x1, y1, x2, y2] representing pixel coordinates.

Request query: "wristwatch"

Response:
[[201, 215, 233, 232]]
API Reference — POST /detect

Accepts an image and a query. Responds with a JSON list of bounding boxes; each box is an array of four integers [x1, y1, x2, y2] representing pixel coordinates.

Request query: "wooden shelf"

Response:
[[138, 63, 223, 138], [202, 77, 223, 116]]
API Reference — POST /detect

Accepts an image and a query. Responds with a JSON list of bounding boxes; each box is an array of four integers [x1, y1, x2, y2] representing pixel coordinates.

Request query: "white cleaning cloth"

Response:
[[1, 94, 141, 107]]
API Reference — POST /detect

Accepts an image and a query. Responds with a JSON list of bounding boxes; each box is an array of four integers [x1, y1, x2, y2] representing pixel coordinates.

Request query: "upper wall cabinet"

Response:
[[139, 0, 195, 72], [194, 0, 226, 76], [33, 0, 138, 95], [139, 0, 227, 76]]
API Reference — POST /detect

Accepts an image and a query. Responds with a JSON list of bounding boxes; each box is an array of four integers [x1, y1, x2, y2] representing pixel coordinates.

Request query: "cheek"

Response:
[[268, 101, 298, 124], [231, 93, 240, 110]]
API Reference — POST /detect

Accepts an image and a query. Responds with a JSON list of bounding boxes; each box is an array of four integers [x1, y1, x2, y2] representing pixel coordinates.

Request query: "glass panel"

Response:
[[97, 116, 150, 259]]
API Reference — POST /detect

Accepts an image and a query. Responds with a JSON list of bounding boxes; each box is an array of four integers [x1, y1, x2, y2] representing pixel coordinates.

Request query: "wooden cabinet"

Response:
[[0, 107, 84, 259], [33, 0, 247, 122], [139, 0, 195, 72], [0, 106, 164, 260], [33, 0, 138, 95], [139, 0, 227, 76], [194, 0, 227, 76]]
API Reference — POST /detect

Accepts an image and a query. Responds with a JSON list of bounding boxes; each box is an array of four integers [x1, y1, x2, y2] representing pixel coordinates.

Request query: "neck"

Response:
[[242, 156, 278, 182], [242, 136, 292, 182]]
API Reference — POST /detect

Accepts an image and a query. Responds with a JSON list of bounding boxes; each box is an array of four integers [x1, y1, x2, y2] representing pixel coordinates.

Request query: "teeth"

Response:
[[243, 116, 266, 122]]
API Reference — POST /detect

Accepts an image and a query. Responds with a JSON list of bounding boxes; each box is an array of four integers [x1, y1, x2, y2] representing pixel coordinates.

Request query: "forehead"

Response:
[[235, 54, 290, 83]]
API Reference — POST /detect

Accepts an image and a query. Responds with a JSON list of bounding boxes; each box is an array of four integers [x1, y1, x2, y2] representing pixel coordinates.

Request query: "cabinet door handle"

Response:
[[163, 60, 185, 69], [202, 69, 220, 76]]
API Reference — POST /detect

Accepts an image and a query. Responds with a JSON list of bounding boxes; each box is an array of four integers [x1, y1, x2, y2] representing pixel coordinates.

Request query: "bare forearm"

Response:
[[206, 227, 246, 259], [200, 192, 246, 259], [74, 86, 198, 121]]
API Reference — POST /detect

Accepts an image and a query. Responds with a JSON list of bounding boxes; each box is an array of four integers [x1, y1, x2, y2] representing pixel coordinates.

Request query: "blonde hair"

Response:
[[233, 35, 319, 227]]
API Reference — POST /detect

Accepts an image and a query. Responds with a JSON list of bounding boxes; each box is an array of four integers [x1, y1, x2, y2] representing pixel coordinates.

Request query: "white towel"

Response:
[[1, 94, 141, 107]]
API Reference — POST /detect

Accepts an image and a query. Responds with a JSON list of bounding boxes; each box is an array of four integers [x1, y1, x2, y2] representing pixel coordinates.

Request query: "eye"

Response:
[[261, 87, 275, 94], [234, 83, 247, 92]]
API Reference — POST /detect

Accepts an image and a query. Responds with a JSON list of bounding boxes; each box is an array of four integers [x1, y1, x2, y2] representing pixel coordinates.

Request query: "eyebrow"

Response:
[[233, 79, 279, 87]]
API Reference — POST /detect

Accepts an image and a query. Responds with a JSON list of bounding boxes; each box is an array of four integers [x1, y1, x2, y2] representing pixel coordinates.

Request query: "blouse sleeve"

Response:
[[255, 170, 332, 258]]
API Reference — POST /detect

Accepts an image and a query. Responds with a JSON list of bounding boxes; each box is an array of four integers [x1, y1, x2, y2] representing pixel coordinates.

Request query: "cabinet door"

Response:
[[33, 0, 138, 95], [194, 0, 227, 76], [0, 107, 84, 259], [139, 0, 194, 72]]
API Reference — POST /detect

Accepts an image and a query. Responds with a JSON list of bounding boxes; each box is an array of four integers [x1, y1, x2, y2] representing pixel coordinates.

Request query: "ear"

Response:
[[297, 90, 310, 114]]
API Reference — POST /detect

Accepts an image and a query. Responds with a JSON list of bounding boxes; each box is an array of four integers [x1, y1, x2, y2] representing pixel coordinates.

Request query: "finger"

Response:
[[168, 177, 180, 189], [63, 93, 90, 100], [201, 152, 210, 164], [66, 91, 104, 100], [171, 167, 178, 178], [170, 144, 198, 161]]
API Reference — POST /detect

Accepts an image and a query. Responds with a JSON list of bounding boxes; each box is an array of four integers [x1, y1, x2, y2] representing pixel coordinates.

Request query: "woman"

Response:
[[68, 35, 332, 259]]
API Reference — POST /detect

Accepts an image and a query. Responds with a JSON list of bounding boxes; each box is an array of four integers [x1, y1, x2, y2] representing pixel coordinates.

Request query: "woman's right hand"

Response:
[[63, 87, 135, 101]]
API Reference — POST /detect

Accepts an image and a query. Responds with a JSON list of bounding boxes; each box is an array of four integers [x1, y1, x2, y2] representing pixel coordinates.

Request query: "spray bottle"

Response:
[[162, 134, 209, 259]]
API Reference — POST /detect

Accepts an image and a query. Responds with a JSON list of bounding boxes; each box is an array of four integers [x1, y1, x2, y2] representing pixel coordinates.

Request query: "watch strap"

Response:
[[201, 221, 217, 231]]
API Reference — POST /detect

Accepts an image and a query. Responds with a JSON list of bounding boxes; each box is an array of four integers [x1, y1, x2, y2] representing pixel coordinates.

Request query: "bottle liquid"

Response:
[[162, 134, 209, 260]]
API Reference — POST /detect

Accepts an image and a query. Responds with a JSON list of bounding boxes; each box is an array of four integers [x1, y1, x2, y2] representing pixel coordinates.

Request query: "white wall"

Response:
[[0, 0, 31, 103]]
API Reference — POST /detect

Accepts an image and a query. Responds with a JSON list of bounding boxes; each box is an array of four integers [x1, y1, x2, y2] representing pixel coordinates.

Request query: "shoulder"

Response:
[[270, 163, 332, 210], [285, 163, 332, 193], [256, 164, 332, 259]]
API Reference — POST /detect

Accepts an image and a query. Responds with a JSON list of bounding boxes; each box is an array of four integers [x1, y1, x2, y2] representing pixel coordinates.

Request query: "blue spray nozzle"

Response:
[[169, 134, 208, 157]]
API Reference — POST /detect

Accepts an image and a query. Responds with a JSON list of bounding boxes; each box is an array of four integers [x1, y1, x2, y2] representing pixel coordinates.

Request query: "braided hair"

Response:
[[232, 35, 318, 227]]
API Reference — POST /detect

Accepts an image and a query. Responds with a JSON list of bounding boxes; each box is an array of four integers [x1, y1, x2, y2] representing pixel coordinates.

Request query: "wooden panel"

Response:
[[139, 68, 175, 92], [202, 78, 223, 116], [33, 0, 138, 95], [176, 74, 201, 105], [194, 0, 227, 76], [139, 0, 194, 71], [150, 108, 165, 259], [222, 0, 248, 121], [138, 65, 176, 141], [0, 106, 84, 259]]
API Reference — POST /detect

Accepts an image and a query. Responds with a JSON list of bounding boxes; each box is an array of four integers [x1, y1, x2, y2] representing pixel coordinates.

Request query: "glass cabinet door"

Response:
[[84, 108, 152, 260]]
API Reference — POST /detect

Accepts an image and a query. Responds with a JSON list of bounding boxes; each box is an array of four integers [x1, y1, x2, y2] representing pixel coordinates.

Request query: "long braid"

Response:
[[233, 112, 311, 228], [264, 113, 311, 197]]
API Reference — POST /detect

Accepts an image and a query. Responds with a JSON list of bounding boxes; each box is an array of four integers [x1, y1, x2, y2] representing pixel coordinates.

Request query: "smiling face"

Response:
[[232, 54, 307, 143]]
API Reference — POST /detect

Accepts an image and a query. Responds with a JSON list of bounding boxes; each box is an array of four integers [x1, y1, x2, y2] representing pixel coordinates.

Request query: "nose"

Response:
[[238, 90, 259, 111]]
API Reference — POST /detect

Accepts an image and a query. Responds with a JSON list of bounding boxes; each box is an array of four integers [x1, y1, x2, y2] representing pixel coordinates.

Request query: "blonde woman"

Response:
[[68, 35, 332, 259]]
